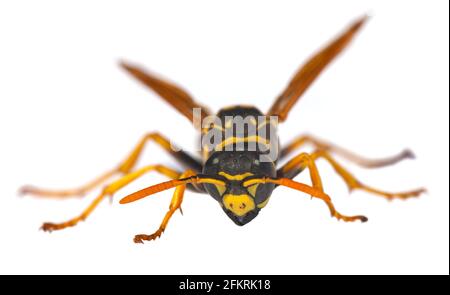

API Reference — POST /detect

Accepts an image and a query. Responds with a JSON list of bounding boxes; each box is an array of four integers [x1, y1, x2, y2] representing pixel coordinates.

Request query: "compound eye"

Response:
[[247, 184, 259, 197]]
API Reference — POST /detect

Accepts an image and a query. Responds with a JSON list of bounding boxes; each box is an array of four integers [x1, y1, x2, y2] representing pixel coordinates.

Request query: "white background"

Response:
[[0, 0, 448, 275]]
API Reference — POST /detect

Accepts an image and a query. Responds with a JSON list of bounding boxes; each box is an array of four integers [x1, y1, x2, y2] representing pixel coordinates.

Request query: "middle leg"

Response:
[[276, 152, 366, 222]]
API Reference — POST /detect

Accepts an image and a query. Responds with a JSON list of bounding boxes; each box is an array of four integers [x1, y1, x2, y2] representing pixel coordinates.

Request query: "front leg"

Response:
[[133, 170, 196, 243]]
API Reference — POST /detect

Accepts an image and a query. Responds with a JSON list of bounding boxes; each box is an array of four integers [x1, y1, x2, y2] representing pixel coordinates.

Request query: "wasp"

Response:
[[21, 16, 425, 243]]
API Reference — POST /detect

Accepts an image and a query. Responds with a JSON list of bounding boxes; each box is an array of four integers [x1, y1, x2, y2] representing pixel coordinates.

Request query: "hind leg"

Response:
[[280, 134, 414, 168]]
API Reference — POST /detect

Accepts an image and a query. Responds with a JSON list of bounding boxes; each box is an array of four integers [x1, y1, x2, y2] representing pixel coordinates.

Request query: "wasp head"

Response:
[[203, 151, 276, 226]]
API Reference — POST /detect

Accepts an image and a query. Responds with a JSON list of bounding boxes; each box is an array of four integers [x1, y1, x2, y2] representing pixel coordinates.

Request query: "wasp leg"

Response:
[[20, 169, 116, 199], [133, 170, 196, 243], [20, 132, 202, 198], [311, 150, 425, 200], [279, 150, 426, 201], [41, 165, 180, 232], [280, 134, 414, 168], [277, 152, 366, 222]]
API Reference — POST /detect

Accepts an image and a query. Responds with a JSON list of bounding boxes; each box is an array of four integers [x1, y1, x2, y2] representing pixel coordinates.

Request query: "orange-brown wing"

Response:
[[267, 15, 368, 122], [120, 61, 211, 122]]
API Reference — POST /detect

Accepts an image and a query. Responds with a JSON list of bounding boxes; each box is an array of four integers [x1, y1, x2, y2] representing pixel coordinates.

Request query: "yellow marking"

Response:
[[214, 135, 270, 151], [257, 197, 270, 209], [215, 184, 226, 196], [223, 194, 255, 216], [243, 178, 267, 187], [197, 178, 227, 186], [218, 171, 254, 181], [247, 183, 259, 197]]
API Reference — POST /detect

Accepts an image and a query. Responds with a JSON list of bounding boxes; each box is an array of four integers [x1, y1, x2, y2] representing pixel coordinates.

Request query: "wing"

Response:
[[120, 61, 212, 122], [267, 15, 368, 122]]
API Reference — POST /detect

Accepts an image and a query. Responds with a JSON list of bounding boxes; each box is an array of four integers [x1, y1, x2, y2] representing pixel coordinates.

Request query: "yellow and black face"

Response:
[[203, 152, 276, 226]]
